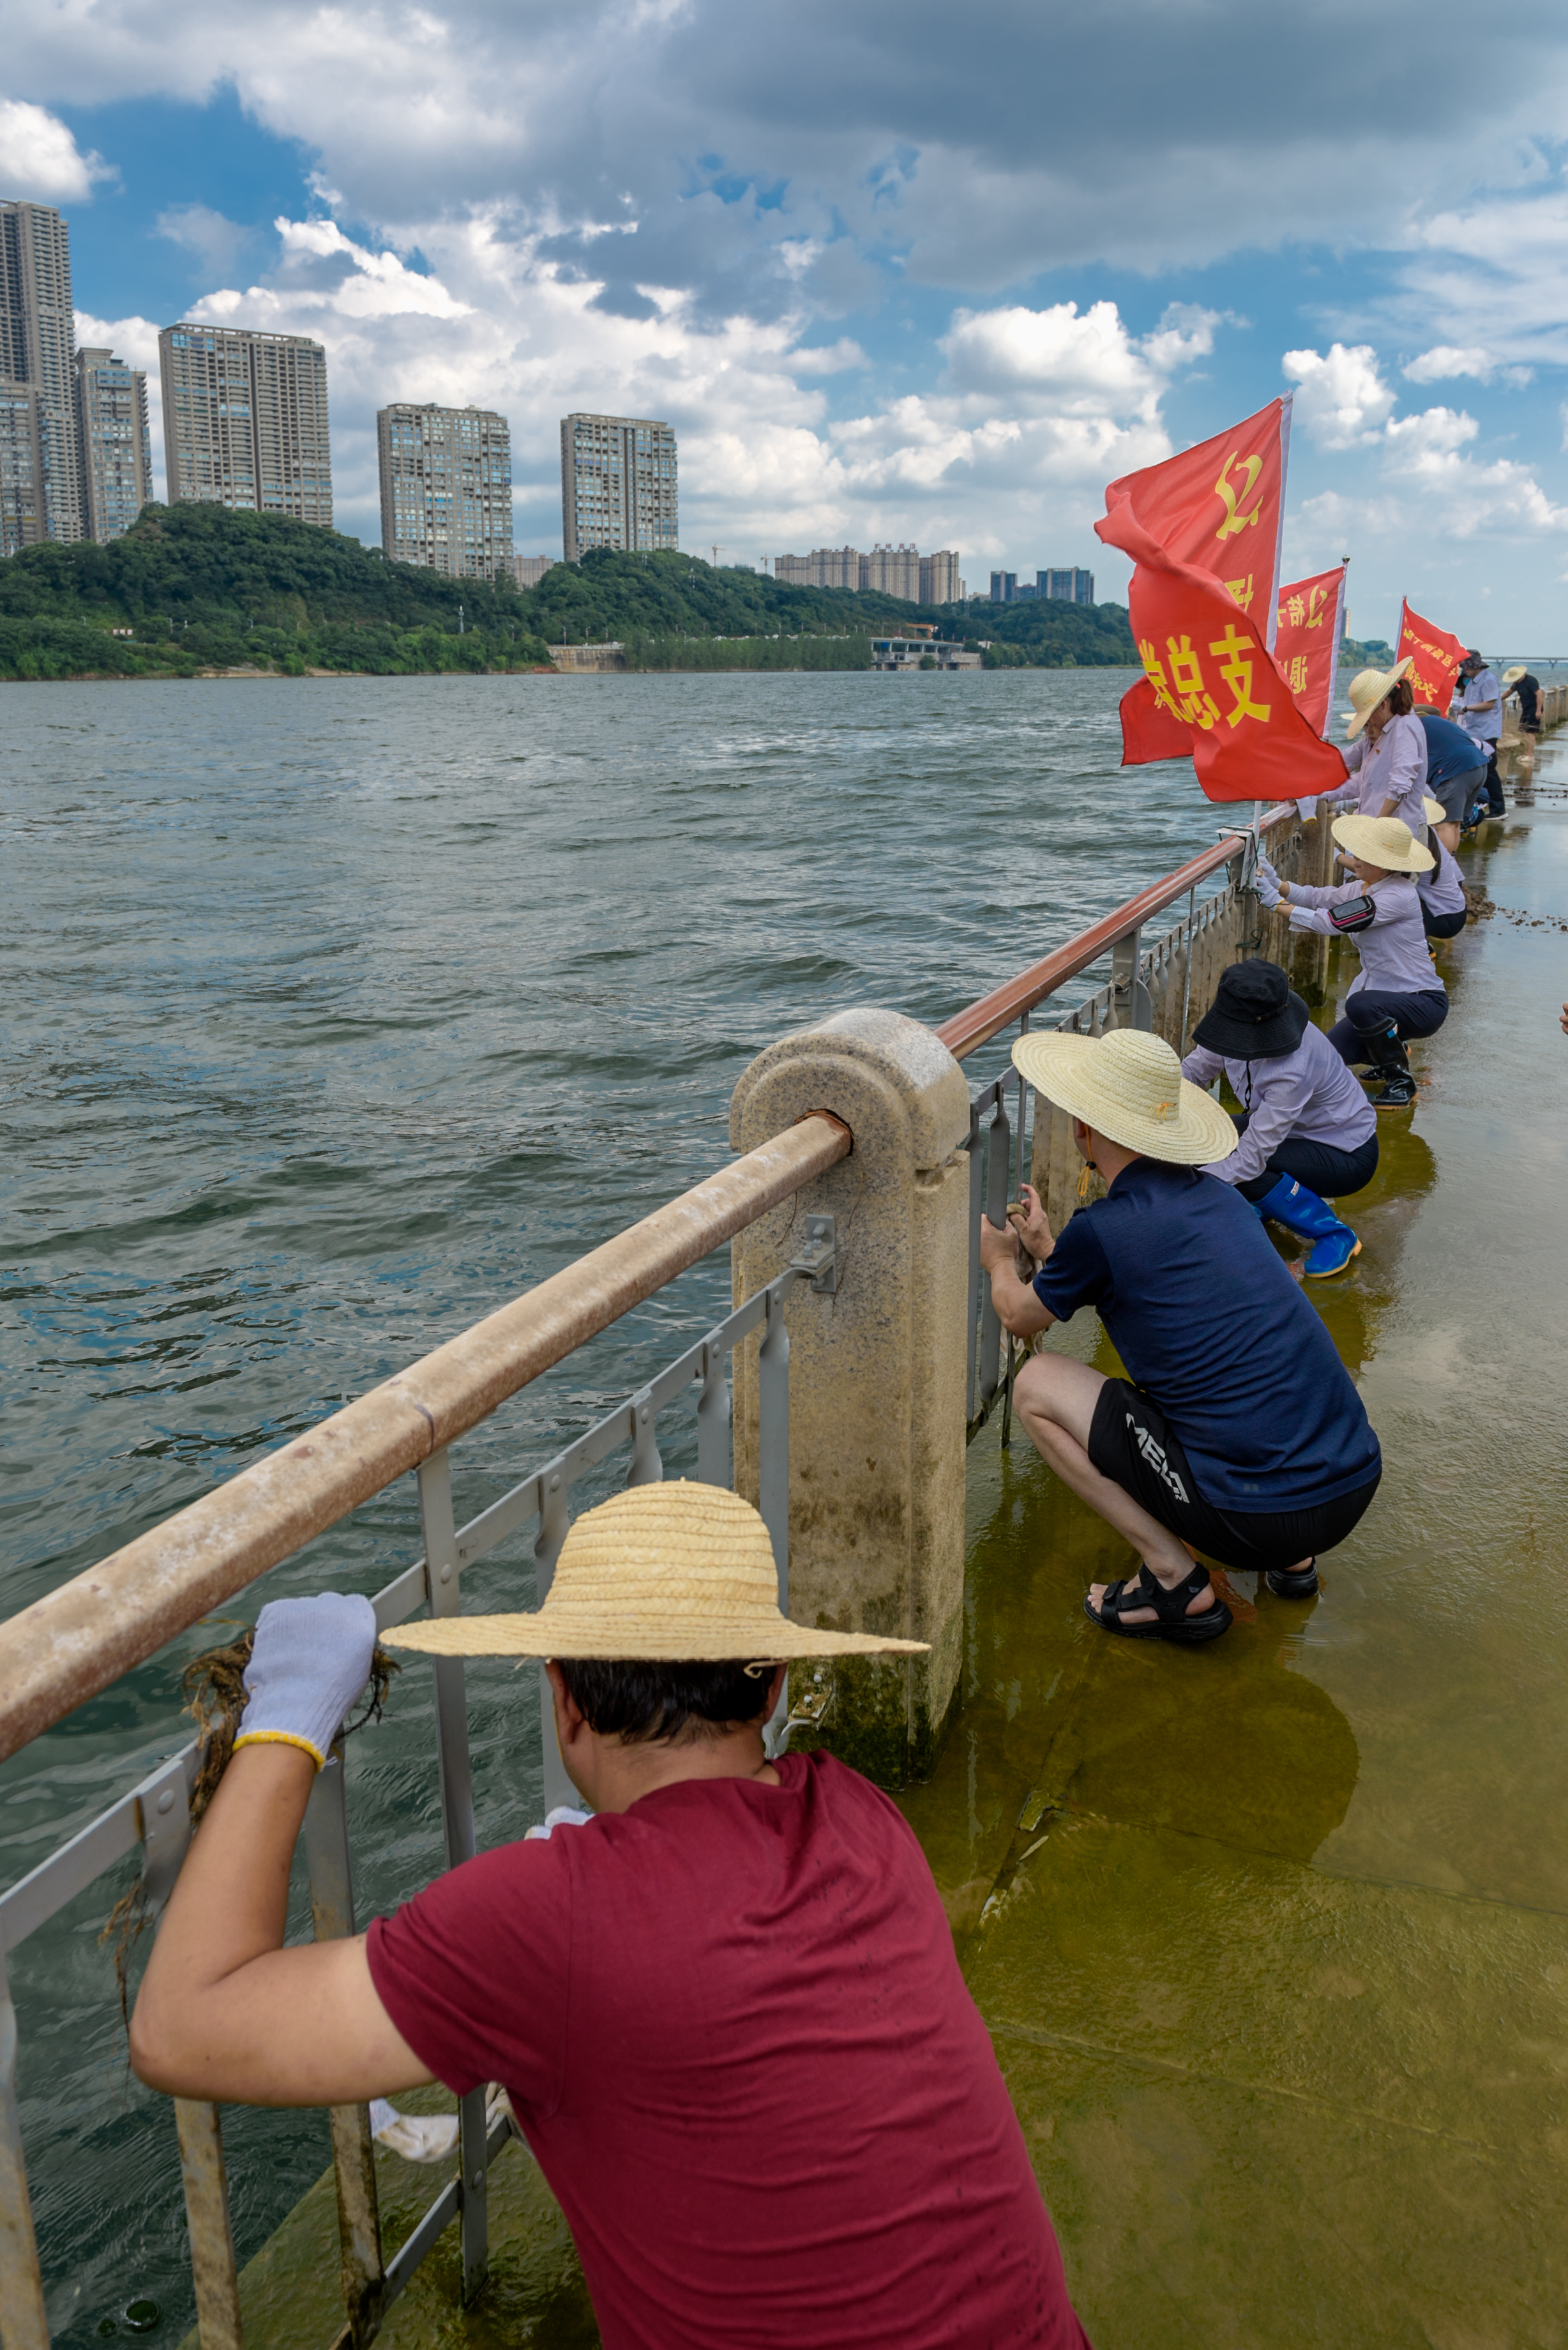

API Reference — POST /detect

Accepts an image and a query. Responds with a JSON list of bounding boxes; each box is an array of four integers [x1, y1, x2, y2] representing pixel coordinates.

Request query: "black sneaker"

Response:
[[1369, 1073, 1416, 1109], [1265, 1559, 1319, 1598]]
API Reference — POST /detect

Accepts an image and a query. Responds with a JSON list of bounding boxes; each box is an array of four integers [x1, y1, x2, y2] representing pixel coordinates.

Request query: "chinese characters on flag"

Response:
[[1396, 600, 1467, 712], [1097, 503, 1346, 804], [1100, 397, 1295, 764], [1274, 563, 1348, 736]]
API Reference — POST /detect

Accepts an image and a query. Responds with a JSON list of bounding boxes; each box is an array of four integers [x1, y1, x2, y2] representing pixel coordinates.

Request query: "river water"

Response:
[[2, 667, 1234, 2340]]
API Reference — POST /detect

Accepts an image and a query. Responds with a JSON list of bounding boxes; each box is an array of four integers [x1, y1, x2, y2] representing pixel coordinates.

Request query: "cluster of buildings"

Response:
[[988, 567, 1096, 605], [773, 545, 964, 605], [3, 199, 1096, 613]]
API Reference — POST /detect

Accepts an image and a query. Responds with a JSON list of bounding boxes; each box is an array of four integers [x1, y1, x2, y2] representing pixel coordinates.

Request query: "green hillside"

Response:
[[0, 505, 1137, 678]]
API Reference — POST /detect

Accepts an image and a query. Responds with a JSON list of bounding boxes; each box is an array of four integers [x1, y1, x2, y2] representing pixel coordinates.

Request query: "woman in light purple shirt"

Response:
[[1182, 959, 1377, 1278], [1329, 660, 1429, 836], [1413, 794, 1468, 939], [1258, 813, 1445, 1111]]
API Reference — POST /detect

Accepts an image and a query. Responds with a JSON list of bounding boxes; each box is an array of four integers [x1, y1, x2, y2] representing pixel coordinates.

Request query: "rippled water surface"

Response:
[[2, 667, 1237, 2338]]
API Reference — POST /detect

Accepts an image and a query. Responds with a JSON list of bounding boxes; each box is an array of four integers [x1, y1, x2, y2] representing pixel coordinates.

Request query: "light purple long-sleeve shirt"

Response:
[[1182, 1020, 1376, 1185], [1416, 834, 1466, 916], [1335, 714, 1429, 835], [1286, 875, 1447, 997]]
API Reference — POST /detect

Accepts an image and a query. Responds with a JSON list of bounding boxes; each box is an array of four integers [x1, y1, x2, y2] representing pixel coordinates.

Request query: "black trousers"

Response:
[[1422, 904, 1467, 939], [1228, 1112, 1380, 1204], [1482, 748, 1504, 815], [1328, 989, 1447, 1061]]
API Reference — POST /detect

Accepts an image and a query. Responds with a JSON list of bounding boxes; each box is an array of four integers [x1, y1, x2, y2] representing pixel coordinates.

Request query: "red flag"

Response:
[[1102, 396, 1293, 764], [1274, 564, 1348, 736], [1396, 600, 1466, 713], [1097, 504, 1346, 804]]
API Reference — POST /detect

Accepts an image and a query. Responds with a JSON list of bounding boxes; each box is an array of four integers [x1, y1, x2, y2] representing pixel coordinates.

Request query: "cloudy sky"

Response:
[[4, 0, 1568, 642]]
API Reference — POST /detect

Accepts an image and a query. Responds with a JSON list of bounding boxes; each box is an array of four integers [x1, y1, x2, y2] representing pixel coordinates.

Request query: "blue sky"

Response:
[[4, 0, 1568, 645]]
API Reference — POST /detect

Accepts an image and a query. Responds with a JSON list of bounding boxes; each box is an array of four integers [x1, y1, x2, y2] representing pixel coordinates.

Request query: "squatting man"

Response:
[[977, 1026, 1381, 1644], [130, 1481, 1093, 2350]]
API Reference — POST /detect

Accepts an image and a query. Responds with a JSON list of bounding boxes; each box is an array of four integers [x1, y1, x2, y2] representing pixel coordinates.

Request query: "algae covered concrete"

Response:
[[211, 799, 1567, 2349]]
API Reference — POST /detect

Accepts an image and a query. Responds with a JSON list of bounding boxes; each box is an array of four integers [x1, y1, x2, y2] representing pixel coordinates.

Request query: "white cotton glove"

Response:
[[234, 1592, 377, 1770], [1253, 867, 1281, 908], [1254, 850, 1279, 888], [524, 1805, 592, 1840]]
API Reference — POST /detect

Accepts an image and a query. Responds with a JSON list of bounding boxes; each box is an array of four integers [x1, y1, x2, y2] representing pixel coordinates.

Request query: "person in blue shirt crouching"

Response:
[[977, 1027, 1382, 1643]]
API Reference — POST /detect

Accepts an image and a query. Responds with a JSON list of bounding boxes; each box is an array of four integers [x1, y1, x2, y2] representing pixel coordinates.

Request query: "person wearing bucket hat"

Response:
[[1413, 794, 1469, 941], [1180, 960, 1377, 1279], [1452, 649, 1504, 818], [1413, 707, 1489, 849], [1320, 656, 1430, 837], [977, 1027, 1382, 1637], [1255, 814, 1445, 1109], [130, 1482, 1093, 2350]]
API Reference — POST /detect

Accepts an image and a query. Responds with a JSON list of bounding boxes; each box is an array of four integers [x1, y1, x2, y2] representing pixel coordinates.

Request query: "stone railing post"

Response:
[[729, 1010, 972, 1786]]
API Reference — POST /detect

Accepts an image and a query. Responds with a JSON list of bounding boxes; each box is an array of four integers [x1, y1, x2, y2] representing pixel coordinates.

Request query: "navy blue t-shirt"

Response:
[[1417, 711, 1489, 791], [1032, 1159, 1381, 1510]]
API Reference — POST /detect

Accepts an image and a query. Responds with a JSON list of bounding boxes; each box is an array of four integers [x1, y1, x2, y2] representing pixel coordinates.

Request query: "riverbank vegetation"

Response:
[[0, 506, 1138, 678]]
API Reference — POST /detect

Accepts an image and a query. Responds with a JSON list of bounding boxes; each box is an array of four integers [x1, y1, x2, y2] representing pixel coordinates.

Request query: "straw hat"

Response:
[[1345, 657, 1414, 739], [1502, 665, 1527, 687], [1011, 1026, 1237, 1165], [1422, 796, 1446, 826], [380, 1482, 929, 1662], [1330, 814, 1435, 874]]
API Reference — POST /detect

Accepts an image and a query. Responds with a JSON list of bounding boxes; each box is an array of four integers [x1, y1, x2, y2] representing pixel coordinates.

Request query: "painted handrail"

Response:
[[0, 1112, 850, 1763]]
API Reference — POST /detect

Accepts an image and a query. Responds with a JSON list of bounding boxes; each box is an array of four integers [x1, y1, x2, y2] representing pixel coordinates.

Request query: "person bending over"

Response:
[[1414, 709, 1488, 851], [130, 1482, 1092, 2350], [1180, 958, 1376, 1280], [1413, 794, 1468, 941], [1328, 657, 1429, 833], [1258, 814, 1444, 1111], [1503, 665, 1541, 736], [1451, 649, 1504, 819], [977, 1027, 1381, 1642]]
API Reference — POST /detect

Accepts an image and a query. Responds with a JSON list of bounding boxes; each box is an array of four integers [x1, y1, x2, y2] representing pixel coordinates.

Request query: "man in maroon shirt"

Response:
[[132, 1481, 1090, 2350]]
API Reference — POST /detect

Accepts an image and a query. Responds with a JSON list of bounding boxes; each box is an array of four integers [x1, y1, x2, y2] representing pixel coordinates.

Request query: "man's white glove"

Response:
[[234, 1593, 377, 1770]]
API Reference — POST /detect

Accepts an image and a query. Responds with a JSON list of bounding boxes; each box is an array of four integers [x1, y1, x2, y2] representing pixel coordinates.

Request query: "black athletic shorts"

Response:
[[1087, 1377, 1380, 1574]]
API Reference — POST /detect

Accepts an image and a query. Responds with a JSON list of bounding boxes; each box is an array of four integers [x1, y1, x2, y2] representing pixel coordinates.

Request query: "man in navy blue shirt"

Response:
[[977, 1026, 1382, 1643], [1414, 706, 1488, 849]]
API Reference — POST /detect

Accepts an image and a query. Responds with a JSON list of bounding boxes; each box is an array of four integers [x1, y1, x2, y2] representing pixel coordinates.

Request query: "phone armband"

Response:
[[1328, 893, 1377, 934]]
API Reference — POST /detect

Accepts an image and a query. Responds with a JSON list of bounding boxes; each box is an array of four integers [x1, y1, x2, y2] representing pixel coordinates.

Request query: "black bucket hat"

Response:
[[1192, 959, 1310, 1060]]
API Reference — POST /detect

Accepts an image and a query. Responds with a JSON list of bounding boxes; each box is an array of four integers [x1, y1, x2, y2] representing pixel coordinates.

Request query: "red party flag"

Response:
[[1103, 396, 1294, 764], [1396, 600, 1467, 713], [1274, 563, 1348, 736], [1098, 503, 1348, 804]]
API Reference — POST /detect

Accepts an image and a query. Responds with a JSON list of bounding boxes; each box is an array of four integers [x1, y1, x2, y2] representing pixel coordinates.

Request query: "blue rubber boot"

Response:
[[1253, 1174, 1361, 1278]]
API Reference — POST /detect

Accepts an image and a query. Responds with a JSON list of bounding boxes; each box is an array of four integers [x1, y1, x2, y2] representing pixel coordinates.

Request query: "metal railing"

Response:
[[0, 799, 1297, 2346]]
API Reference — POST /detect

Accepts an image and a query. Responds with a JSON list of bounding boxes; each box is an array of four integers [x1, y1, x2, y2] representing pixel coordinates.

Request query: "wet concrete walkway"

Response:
[[205, 778, 1568, 2350]]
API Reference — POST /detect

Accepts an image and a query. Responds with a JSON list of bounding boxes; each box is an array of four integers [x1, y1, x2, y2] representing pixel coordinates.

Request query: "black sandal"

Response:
[[1264, 1558, 1319, 1598], [1083, 1561, 1233, 1645]]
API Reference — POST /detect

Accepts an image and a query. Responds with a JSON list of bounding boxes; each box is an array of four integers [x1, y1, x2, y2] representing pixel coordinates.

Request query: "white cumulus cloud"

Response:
[[0, 98, 112, 201], [1283, 344, 1396, 450]]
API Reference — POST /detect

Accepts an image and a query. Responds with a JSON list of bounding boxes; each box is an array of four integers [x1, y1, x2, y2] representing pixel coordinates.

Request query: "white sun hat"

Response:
[[1011, 1025, 1238, 1166], [1345, 656, 1415, 740]]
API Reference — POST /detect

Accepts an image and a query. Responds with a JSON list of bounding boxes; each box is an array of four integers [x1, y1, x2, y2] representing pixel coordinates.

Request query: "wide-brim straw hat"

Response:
[[1502, 665, 1527, 686], [1422, 795, 1446, 826], [1011, 1025, 1237, 1165], [1345, 656, 1414, 739], [381, 1482, 929, 1662], [1331, 813, 1435, 874]]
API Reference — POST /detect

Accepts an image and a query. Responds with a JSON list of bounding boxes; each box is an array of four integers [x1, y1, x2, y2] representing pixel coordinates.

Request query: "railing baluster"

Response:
[[625, 1391, 663, 1486], [303, 1748, 383, 2346], [696, 1339, 732, 1488], [418, 1450, 487, 2306], [978, 1096, 1010, 1409], [533, 1471, 577, 1814], [174, 2098, 244, 2350], [965, 1103, 984, 1425], [758, 1285, 792, 1748], [0, 1950, 48, 2350]]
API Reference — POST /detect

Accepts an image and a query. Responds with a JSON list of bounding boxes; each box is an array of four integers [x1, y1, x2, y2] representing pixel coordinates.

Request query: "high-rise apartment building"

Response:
[[75, 348, 153, 543], [515, 554, 557, 589], [378, 403, 513, 580], [1, 199, 84, 542], [989, 572, 1018, 603], [159, 324, 331, 524], [0, 381, 45, 556], [560, 413, 677, 561], [774, 545, 963, 605], [1041, 567, 1095, 604]]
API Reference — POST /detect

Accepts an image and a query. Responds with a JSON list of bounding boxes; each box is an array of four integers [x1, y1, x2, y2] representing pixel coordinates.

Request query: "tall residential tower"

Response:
[[75, 348, 153, 542], [0, 199, 84, 543], [378, 403, 513, 579], [560, 413, 676, 561], [158, 324, 331, 524]]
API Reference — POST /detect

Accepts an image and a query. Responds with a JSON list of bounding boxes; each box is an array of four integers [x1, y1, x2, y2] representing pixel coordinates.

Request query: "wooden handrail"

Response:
[[0, 1114, 851, 1763], [935, 806, 1292, 1061]]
